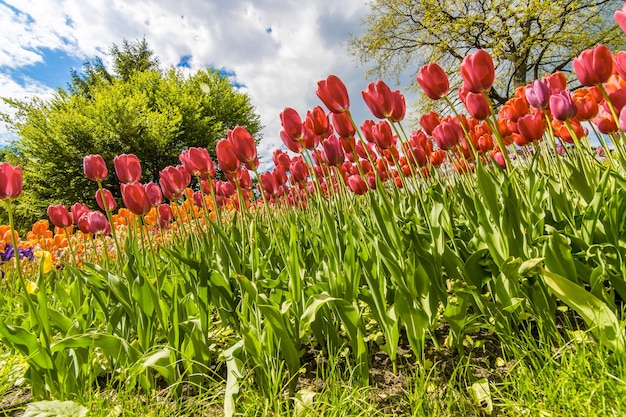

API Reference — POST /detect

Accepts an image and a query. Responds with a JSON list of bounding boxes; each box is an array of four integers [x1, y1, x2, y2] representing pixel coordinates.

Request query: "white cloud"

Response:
[[0, 0, 394, 168]]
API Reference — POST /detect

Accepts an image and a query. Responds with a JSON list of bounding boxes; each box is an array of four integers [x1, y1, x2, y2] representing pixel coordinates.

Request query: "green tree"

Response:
[[349, 0, 625, 106], [1, 40, 262, 228]]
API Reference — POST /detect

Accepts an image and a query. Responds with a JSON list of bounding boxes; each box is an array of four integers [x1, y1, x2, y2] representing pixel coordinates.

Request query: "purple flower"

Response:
[[0, 244, 34, 264]]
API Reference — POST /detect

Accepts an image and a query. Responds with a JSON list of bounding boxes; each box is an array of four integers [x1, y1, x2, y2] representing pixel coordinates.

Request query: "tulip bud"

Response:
[[216, 139, 241, 174], [316, 75, 350, 114], [47, 204, 73, 228], [322, 134, 346, 167], [460, 49, 495, 93], [573, 45, 614, 86], [83, 154, 108, 182], [95, 188, 117, 211], [0, 162, 22, 200], [416, 62, 450, 100], [113, 154, 142, 184], [179, 147, 216, 179], [362, 80, 395, 119], [121, 183, 152, 215], [280, 107, 304, 141], [550, 90, 578, 121], [347, 174, 368, 195]]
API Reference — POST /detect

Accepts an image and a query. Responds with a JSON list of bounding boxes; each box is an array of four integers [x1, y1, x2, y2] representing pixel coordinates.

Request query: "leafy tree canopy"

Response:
[[1, 39, 262, 228], [349, 0, 625, 108]]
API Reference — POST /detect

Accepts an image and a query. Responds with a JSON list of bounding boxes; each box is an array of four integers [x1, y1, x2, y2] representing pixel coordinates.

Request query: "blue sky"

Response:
[[0, 0, 396, 170]]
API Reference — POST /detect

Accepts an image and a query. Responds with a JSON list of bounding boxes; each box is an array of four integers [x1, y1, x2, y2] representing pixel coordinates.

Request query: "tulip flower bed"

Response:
[[3, 11, 626, 417]]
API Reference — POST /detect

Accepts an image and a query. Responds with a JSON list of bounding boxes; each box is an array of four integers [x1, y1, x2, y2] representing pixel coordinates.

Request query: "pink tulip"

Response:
[[95, 188, 117, 211], [113, 154, 142, 184], [179, 147, 216, 179], [573, 45, 614, 86], [83, 154, 108, 182], [0, 162, 22, 200], [121, 183, 152, 215], [47, 204, 73, 229]]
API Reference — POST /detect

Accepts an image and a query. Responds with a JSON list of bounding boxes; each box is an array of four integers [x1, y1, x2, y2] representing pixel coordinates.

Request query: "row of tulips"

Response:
[[1, 4, 626, 410]]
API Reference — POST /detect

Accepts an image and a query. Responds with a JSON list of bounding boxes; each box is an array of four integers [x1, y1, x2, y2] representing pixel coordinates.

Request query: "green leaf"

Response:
[[0, 323, 54, 370], [540, 268, 625, 353]]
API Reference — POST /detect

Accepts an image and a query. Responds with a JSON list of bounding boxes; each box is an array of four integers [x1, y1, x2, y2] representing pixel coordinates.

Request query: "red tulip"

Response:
[[280, 130, 304, 154], [144, 182, 162, 206], [0, 162, 22, 200], [416, 62, 450, 100], [121, 183, 152, 215], [228, 126, 257, 164], [517, 111, 546, 143], [594, 107, 618, 134], [402, 142, 427, 168], [498, 97, 529, 122], [47, 204, 73, 228], [607, 87, 626, 114], [432, 117, 463, 150], [159, 166, 187, 201], [542, 71, 568, 95], [614, 51, 626, 81], [235, 169, 252, 189], [371, 120, 396, 150], [550, 90, 578, 121], [216, 139, 241, 174], [290, 156, 309, 183], [553, 119, 587, 144], [273, 150, 291, 171], [70, 203, 90, 225], [280, 107, 304, 141], [305, 106, 331, 137], [216, 180, 236, 198], [316, 75, 350, 114], [322, 134, 345, 167], [410, 130, 433, 154], [419, 111, 440, 136], [464, 91, 491, 120], [273, 165, 288, 186], [390, 90, 407, 122], [362, 80, 395, 119], [158, 204, 174, 228], [83, 154, 108, 182], [259, 172, 277, 197], [429, 149, 446, 166], [302, 126, 319, 150], [95, 188, 117, 211], [331, 111, 355, 139], [492, 150, 506, 169], [460, 49, 495, 93], [179, 147, 216, 179], [193, 191, 205, 207], [113, 154, 142, 184], [78, 211, 109, 235], [573, 45, 614, 86], [347, 174, 368, 195], [525, 80, 551, 109]]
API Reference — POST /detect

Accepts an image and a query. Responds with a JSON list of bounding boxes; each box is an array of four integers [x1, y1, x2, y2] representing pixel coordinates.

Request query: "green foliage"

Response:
[[349, 0, 625, 106], [1, 40, 262, 228]]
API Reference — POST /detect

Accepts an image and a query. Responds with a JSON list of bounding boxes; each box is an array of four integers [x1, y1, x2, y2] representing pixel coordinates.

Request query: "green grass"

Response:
[[2, 327, 625, 416]]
